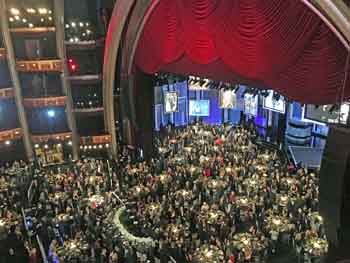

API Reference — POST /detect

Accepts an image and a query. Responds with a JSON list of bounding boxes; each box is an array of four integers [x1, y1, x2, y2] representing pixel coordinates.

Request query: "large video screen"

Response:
[[164, 92, 178, 113], [219, 90, 237, 109], [263, 90, 286, 114], [303, 104, 350, 124], [244, 94, 258, 116], [189, 100, 210, 116]]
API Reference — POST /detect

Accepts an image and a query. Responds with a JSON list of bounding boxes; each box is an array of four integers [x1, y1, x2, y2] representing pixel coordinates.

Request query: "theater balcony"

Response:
[[19, 72, 64, 98], [7, 3, 55, 35]]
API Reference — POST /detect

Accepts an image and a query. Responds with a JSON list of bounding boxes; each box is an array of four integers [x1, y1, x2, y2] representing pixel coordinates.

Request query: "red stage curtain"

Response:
[[135, 0, 349, 104]]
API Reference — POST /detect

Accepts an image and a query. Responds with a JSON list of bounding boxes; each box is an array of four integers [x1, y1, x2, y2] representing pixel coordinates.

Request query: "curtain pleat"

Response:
[[135, 0, 349, 104]]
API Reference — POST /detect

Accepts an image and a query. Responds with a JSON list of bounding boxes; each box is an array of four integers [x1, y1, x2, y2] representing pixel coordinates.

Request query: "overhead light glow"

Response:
[[27, 8, 36, 14], [47, 110, 55, 118], [5, 140, 11, 145], [38, 8, 48, 14], [10, 8, 20, 15]]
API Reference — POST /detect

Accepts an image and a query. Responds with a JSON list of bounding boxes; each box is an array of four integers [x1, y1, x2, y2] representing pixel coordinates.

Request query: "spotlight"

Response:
[[22, 18, 27, 23], [26, 8, 36, 14], [10, 8, 20, 15], [9, 17, 14, 22], [47, 110, 55, 118], [35, 144, 39, 148], [5, 140, 11, 146], [44, 144, 49, 149], [40, 18, 44, 22], [65, 24, 70, 28], [14, 16, 20, 21], [67, 141, 72, 146], [71, 22, 76, 27], [38, 8, 48, 15], [28, 23, 34, 28], [105, 144, 110, 148], [79, 22, 84, 27]]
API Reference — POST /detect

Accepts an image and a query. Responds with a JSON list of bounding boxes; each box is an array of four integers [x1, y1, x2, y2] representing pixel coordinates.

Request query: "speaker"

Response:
[[319, 126, 350, 250]]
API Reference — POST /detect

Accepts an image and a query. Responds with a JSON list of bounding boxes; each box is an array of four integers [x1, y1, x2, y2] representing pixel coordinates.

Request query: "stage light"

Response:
[[48, 10, 52, 14], [28, 23, 34, 28], [57, 143, 62, 148], [85, 22, 90, 27], [5, 140, 11, 146], [65, 24, 70, 29], [67, 141, 72, 146], [35, 144, 39, 148], [48, 17, 52, 21], [105, 144, 110, 148], [71, 22, 76, 27], [74, 37, 79, 42], [40, 18, 44, 22], [86, 29, 92, 35], [44, 144, 49, 149], [14, 16, 20, 20], [26, 8, 36, 14], [69, 38, 74, 42], [38, 8, 48, 15], [47, 110, 55, 118], [22, 18, 27, 23], [9, 17, 14, 22], [10, 8, 20, 15], [79, 22, 84, 27]]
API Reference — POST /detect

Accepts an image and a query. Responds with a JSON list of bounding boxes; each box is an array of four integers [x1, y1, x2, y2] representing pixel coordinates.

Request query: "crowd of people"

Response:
[[0, 123, 328, 263]]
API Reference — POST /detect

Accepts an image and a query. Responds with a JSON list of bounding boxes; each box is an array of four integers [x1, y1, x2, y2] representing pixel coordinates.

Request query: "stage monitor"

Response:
[[219, 90, 237, 109], [164, 92, 178, 113], [303, 104, 349, 125], [244, 94, 258, 116], [189, 100, 210, 116], [263, 90, 286, 114]]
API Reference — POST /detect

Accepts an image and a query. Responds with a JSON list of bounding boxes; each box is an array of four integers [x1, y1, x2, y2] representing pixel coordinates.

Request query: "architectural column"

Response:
[[54, 0, 79, 160], [0, 0, 34, 161]]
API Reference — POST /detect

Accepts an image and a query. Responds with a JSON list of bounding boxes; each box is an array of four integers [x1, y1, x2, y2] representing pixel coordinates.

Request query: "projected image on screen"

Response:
[[189, 100, 210, 116], [219, 90, 237, 109], [263, 90, 286, 114], [304, 104, 350, 124], [164, 92, 178, 113], [244, 94, 258, 116]]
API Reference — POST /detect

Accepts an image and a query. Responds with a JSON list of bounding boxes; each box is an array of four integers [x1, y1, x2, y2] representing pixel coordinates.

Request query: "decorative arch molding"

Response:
[[103, 0, 350, 155]]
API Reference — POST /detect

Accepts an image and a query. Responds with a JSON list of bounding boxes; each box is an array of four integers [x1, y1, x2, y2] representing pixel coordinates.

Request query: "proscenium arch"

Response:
[[103, 0, 350, 156]]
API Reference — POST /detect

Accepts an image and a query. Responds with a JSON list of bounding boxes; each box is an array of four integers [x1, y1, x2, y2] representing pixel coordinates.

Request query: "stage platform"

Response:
[[289, 146, 324, 169]]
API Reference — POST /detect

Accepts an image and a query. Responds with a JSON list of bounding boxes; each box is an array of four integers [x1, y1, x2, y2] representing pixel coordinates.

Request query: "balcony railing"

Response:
[[16, 59, 63, 72], [0, 128, 22, 143], [0, 87, 14, 99], [23, 96, 67, 108]]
